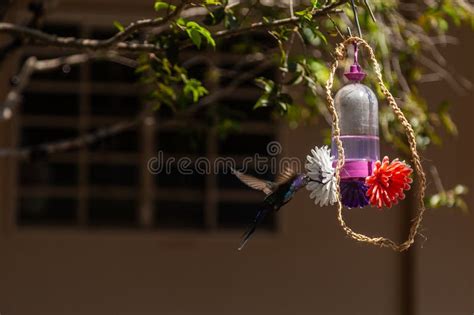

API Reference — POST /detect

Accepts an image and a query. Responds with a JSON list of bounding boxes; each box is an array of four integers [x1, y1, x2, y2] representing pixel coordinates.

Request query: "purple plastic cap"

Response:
[[344, 43, 366, 82], [344, 64, 366, 81]]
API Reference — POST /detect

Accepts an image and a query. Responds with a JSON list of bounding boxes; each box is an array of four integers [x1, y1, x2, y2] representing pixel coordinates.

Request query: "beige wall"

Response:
[[0, 1, 473, 314], [415, 27, 474, 315]]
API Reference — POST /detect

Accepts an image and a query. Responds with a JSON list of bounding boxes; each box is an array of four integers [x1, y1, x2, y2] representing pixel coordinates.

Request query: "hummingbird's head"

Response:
[[293, 174, 310, 190]]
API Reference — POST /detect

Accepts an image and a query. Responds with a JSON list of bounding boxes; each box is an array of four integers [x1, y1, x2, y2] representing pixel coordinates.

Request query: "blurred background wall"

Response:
[[0, 1, 472, 314]]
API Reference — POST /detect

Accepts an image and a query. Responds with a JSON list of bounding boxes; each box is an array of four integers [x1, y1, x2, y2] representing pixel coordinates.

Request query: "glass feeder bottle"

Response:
[[331, 44, 380, 207]]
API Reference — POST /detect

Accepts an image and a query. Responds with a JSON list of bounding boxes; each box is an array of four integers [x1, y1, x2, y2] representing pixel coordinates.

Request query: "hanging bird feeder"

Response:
[[233, 37, 427, 252], [305, 37, 427, 252]]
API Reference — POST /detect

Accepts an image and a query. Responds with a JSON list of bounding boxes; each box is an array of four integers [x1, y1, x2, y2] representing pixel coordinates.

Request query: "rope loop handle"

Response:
[[325, 36, 427, 252]]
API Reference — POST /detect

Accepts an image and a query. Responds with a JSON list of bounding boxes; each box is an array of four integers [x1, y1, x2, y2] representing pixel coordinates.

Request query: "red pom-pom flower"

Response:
[[366, 156, 413, 208]]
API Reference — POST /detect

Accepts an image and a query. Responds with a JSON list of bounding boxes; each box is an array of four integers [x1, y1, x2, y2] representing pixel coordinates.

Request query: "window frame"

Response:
[[1, 13, 289, 243]]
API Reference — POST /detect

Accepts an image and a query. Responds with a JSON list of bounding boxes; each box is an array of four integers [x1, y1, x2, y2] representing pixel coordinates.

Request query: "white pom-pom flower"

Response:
[[305, 145, 337, 206]]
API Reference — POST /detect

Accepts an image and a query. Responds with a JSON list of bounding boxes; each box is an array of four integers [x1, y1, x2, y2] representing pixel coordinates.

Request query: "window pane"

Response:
[[89, 164, 138, 186], [18, 197, 77, 226], [155, 201, 205, 230], [156, 130, 206, 155], [20, 162, 78, 186], [186, 63, 210, 83], [90, 94, 141, 116], [217, 97, 272, 122], [90, 61, 136, 83], [21, 127, 78, 146], [30, 64, 80, 82], [155, 166, 205, 188], [22, 92, 80, 116], [41, 24, 79, 37], [88, 199, 137, 227]]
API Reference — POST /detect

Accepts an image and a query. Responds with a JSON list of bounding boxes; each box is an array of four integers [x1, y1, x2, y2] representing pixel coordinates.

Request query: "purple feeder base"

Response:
[[340, 179, 369, 209]]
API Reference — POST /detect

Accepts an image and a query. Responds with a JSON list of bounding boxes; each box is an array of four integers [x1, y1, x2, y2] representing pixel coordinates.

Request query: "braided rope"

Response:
[[325, 37, 427, 252]]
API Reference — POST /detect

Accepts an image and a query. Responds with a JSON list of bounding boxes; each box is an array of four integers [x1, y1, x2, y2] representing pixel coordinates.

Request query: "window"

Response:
[[16, 23, 278, 233]]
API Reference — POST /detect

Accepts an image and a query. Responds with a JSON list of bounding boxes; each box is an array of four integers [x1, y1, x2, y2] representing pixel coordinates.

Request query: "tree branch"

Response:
[[0, 0, 189, 53], [211, 0, 346, 40], [0, 0, 47, 63], [0, 113, 145, 160], [0, 0, 347, 53]]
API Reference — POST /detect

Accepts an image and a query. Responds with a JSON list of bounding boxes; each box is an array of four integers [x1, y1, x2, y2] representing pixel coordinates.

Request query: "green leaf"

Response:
[[135, 64, 150, 74], [224, 11, 239, 29], [217, 118, 240, 138], [295, 7, 313, 21], [301, 25, 327, 46], [426, 184, 469, 213], [187, 28, 202, 48], [184, 21, 216, 49], [113, 21, 125, 32], [278, 101, 288, 111], [254, 95, 269, 109], [313, 29, 327, 44], [154, 1, 176, 12], [438, 101, 458, 136], [183, 78, 208, 102], [201, 31, 216, 47], [454, 185, 468, 195], [307, 58, 329, 84], [176, 18, 186, 26], [205, 0, 222, 5], [255, 77, 275, 93]]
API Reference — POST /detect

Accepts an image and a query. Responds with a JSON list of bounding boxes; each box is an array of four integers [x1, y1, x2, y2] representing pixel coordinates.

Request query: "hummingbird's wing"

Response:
[[231, 169, 274, 195], [275, 166, 297, 185]]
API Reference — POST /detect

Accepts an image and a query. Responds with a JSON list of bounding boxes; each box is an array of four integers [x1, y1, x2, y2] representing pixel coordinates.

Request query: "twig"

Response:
[[0, 0, 189, 53], [0, 113, 145, 160], [429, 165, 445, 194], [363, 0, 376, 22], [211, 0, 346, 40], [326, 13, 345, 40], [2, 56, 37, 119], [349, 0, 362, 38], [289, 0, 295, 18], [392, 56, 411, 94], [0, 0, 46, 63], [418, 54, 471, 94]]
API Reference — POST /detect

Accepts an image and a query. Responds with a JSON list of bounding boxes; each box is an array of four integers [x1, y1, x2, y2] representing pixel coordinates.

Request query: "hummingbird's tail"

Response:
[[238, 208, 269, 251]]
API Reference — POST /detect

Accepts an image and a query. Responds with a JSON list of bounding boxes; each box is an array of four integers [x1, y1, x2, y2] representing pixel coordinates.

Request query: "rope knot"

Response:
[[334, 43, 346, 61]]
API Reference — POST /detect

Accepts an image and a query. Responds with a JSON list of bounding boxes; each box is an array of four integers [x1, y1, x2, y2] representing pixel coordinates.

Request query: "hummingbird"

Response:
[[232, 167, 309, 250]]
